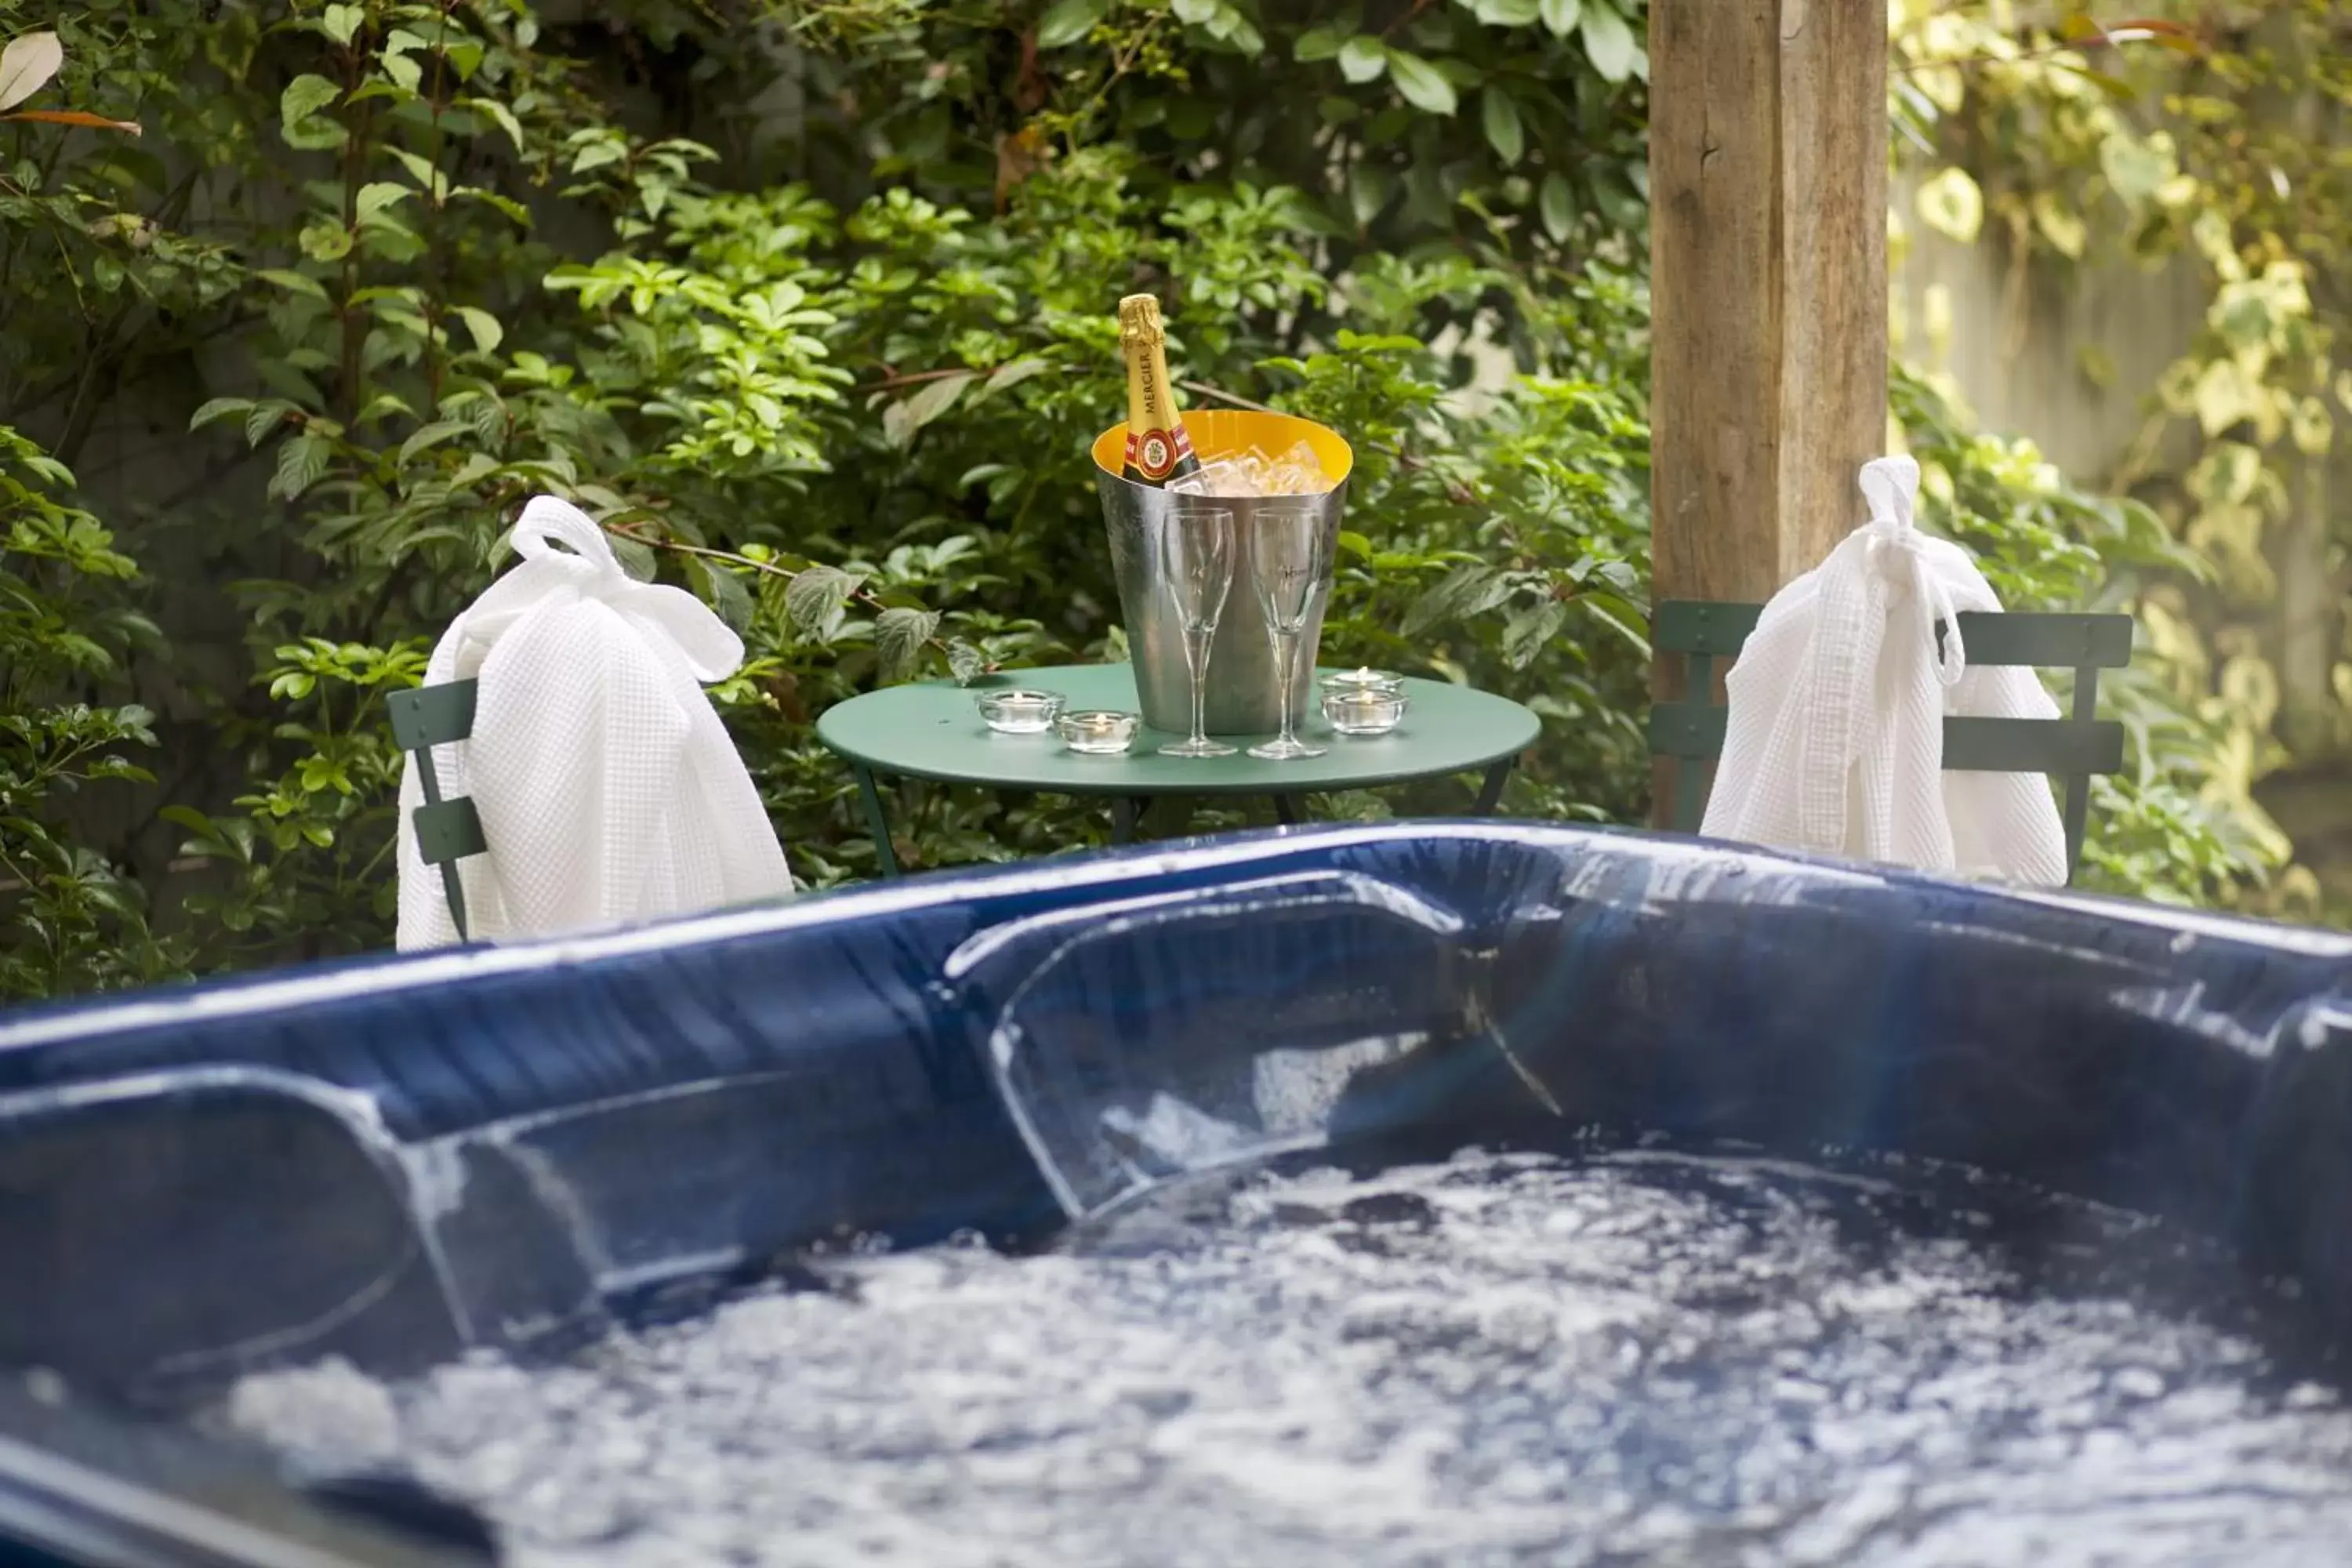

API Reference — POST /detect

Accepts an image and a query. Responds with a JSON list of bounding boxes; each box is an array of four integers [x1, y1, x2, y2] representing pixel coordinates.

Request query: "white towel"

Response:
[[1698, 456, 2070, 886], [396, 495, 793, 950]]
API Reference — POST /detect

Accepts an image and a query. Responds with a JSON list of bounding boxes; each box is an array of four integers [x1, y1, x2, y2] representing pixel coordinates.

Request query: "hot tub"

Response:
[[3, 822, 2350, 1565]]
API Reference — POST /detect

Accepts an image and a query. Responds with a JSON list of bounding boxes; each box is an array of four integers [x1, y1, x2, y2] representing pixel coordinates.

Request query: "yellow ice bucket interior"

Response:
[[1090, 408, 1353, 487]]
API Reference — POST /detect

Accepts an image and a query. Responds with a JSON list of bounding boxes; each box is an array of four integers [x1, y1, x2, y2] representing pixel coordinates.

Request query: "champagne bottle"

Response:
[[1116, 292, 1203, 488]]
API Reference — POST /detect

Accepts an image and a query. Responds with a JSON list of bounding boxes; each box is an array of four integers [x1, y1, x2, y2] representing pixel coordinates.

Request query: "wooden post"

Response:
[[1648, 0, 1889, 826]]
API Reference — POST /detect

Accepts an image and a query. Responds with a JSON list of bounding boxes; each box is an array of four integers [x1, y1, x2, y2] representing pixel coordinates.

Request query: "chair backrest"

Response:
[[387, 680, 487, 941], [1648, 601, 2133, 881]]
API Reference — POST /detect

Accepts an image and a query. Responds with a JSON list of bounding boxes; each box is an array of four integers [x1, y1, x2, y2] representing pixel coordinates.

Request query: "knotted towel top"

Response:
[[448, 495, 744, 685]]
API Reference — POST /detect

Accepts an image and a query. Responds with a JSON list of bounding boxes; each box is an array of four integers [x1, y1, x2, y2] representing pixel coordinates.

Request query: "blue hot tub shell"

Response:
[[2, 821, 2350, 1563]]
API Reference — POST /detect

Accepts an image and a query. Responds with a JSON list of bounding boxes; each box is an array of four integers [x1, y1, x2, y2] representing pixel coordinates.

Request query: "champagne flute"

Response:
[[1245, 499, 1330, 760], [1158, 501, 1237, 758]]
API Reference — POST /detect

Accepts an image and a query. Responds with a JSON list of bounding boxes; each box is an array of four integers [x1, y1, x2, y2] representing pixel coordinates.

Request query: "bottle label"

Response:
[[1124, 423, 1195, 483]]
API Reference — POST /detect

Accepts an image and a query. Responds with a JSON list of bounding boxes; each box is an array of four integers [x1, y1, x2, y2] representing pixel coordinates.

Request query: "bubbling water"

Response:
[[223, 1146, 2352, 1567]]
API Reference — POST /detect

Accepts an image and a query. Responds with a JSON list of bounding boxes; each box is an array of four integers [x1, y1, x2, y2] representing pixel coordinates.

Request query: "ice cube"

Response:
[[1260, 441, 1333, 496], [1176, 456, 1263, 498]]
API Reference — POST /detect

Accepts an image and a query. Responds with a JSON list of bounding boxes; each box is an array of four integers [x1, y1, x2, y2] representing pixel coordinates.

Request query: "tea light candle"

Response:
[[1056, 710, 1140, 755], [976, 688, 1064, 735], [1321, 687, 1407, 736], [1319, 666, 1404, 696]]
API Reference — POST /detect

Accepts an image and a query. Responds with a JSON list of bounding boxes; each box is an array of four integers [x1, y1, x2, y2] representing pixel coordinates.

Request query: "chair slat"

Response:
[[1661, 602, 2134, 672], [1938, 613, 2132, 670], [1649, 702, 1730, 759], [1653, 601, 1764, 657], [1653, 704, 2122, 779], [388, 680, 479, 751], [1941, 716, 2124, 776], [413, 798, 488, 865]]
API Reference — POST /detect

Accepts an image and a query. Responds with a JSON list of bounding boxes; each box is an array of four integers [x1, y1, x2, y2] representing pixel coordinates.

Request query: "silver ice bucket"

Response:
[[1091, 408, 1354, 736]]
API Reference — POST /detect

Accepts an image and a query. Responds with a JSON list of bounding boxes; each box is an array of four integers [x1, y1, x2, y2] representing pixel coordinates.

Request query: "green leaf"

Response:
[[882, 371, 977, 449], [608, 533, 656, 583], [379, 49, 423, 93], [1386, 50, 1457, 115], [946, 639, 989, 685], [464, 96, 524, 153], [321, 4, 365, 45], [1294, 24, 1346, 62], [1402, 564, 1512, 637], [2030, 191, 2086, 260], [452, 306, 503, 354], [245, 402, 290, 447], [1501, 598, 1566, 669], [874, 606, 942, 681], [297, 220, 353, 262], [0, 30, 63, 112], [1578, 3, 1640, 84], [2098, 129, 2169, 209], [453, 185, 531, 225], [1480, 88, 1523, 164], [279, 74, 344, 149], [1036, 0, 1106, 49], [255, 267, 329, 302], [1348, 164, 1396, 226], [397, 419, 471, 466], [785, 564, 861, 642], [268, 432, 331, 501], [1475, 0, 1541, 25], [1209, 5, 1265, 54], [1915, 165, 1984, 245], [354, 180, 409, 221], [2192, 358, 2260, 438], [1338, 36, 1388, 84], [1539, 0, 1583, 36], [570, 139, 624, 174], [1580, 590, 1651, 657], [1539, 172, 1574, 242], [691, 557, 756, 633], [982, 357, 1052, 396], [188, 397, 254, 433]]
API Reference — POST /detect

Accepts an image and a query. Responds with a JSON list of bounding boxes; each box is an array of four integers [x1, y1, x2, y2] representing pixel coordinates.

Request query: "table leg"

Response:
[[1274, 794, 1301, 826], [852, 763, 901, 877], [1111, 797, 1142, 844], [1474, 757, 1515, 815]]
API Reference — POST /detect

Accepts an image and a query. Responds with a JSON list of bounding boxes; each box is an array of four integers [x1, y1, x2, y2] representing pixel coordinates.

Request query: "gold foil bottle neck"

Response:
[[1117, 293, 1166, 350]]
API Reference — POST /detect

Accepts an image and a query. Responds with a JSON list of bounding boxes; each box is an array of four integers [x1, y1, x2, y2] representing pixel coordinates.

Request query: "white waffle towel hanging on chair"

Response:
[[1698, 456, 2069, 886], [396, 495, 793, 950]]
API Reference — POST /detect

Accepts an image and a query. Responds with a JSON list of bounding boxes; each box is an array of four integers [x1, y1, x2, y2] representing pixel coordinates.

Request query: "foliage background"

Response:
[[1891, 0, 2347, 918], [0, 0, 2296, 1000]]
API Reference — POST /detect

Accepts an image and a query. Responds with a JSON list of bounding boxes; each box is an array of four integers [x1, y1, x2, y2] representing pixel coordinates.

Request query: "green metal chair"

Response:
[[387, 679, 488, 940], [1647, 602, 2134, 881]]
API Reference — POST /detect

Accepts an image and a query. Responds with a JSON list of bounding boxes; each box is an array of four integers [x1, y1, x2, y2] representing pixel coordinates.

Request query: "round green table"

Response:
[[815, 663, 1541, 875]]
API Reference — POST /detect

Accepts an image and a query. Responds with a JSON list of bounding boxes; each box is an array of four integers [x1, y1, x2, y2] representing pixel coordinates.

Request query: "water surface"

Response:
[[224, 1145, 2352, 1566]]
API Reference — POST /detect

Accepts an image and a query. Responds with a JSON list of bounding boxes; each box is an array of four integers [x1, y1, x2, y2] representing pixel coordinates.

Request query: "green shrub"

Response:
[[0, 0, 2292, 1000]]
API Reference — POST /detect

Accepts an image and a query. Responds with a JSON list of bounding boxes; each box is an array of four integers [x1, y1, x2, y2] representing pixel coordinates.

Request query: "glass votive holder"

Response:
[[1319, 667, 1405, 699], [1321, 687, 1408, 736], [976, 688, 1064, 735], [1055, 710, 1140, 755]]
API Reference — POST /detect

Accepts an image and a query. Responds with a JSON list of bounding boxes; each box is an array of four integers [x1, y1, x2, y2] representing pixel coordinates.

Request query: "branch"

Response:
[[1896, 20, 2203, 77], [604, 524, 962, 660], [855, 366, 976, 394], [1380, 0, 1436, 41]]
